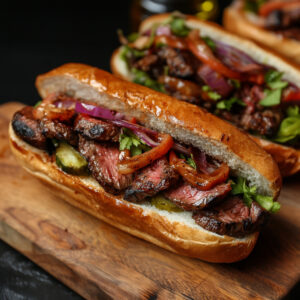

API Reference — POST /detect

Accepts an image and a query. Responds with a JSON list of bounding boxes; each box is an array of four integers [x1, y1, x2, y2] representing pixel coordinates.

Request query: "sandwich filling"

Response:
[[118, 12, 300, 148], [244, 0, 300, 40], [12, 94, 280, 238]]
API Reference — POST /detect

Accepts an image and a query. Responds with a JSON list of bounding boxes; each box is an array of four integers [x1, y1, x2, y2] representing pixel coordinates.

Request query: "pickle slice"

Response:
[[151, 195, 183, 212], [55, 142, 88, 175]]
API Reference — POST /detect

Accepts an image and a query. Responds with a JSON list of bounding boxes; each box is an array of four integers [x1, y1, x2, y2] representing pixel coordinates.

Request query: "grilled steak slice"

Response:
[[40, 117, 78, 146], [132, 54, 159, 72], [157, 47, 195, 78], [75, 115, 120, 142], [164, 182, 232, 211], [193, 197, 268, 237], [124, 157, 178, 202], [12, 106, 48, 150], [78, 136, 132, 194]]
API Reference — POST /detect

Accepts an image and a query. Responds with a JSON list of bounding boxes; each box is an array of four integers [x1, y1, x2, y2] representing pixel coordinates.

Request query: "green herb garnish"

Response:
[[202, 85, 221, 101], [119, 128, 150, 156], [131, 68, 166, 93], [259, 70, 288, 107], [127, 32, 140, 43], [179, 153, 197, 169], [216, 97, 246, 111], [169, 16, 190, 37], [274, 106, 300, 143], [231, 177, 280, 213], [202, 36, 216, 51]]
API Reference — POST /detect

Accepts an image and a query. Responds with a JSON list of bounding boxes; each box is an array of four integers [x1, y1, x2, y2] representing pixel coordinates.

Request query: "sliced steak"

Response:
[[132, 54, 159, 72], [164, 182, 232, 211], [239, 109, 282, 137], [124, 157, 178, 202], [193, 197, 268, 237], [157, 47, 195, 78], [40, 117, 78, 146], [12, 106, 48, 150], [75, 115, 120, 142], [78, 136, 132, 194]]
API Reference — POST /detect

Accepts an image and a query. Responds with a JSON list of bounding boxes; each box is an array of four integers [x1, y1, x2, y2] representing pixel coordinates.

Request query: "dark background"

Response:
[[0, 1, 299, 299]]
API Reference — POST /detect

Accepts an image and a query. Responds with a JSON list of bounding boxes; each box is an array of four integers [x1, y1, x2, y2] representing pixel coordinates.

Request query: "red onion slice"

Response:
[[214, 41, 265, 74], [197, 65, 233, 97], [156, 25, 171, 36]]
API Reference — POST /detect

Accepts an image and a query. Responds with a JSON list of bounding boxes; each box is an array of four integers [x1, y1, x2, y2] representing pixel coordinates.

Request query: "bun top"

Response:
[[139, 13, 300, 88], [35, 63, 281, 198]]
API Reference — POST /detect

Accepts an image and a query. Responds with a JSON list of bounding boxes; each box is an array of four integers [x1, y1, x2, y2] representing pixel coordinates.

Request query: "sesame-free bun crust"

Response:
[[35, 63, 281, 197], [110, 13, 300, 177], [9, 124, 259, 263], [223, 0, 300, 64]]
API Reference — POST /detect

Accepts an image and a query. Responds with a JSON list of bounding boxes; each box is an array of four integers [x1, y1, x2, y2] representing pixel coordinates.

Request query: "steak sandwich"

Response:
[[224, 0, 300, 64], [110, 12, 300, 176], [9, 63, 281, 263]]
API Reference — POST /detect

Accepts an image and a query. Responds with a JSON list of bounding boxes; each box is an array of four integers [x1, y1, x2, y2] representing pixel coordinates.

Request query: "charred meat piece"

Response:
[[12, 106, 49, 150], [78, 136, 132, 194], [164, 182, 232, 211], [239, 109, 282, 137], [132, 54, 159, 73], [124, 157, 179, 202], [40, 118, 78, 146], [193, 197, 268, 237], [157, 47, 195, 78], [75, 115, 120, 142], [276, 27, 300, 41]]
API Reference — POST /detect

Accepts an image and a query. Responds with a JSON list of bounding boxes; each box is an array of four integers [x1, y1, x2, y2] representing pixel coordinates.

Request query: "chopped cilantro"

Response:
[[202, 36, 216, 51], [216, 97, 246, 111], [179, 153, 197, 169], [259, 70, 288, 107], [202, 85, 221, 101], [131, 68, 166, 93], [34, 100, 42, 108], [169, 17, 190, 37], [119, 128, 150, 156], [127, 32, 140, 43], [231, 177, 280, 212]]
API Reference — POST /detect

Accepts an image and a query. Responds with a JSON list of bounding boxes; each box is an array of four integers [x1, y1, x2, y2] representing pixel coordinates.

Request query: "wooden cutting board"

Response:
[[0, 102, 299, 300]]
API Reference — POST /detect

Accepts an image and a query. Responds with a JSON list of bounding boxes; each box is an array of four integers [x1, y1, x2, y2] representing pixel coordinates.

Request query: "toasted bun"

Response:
[[110, 13, 300, 177], [223, 0, 300, 64], [35, 63, 281, 198], [9, 63, 281, 262], [9, 124, 259, 263]]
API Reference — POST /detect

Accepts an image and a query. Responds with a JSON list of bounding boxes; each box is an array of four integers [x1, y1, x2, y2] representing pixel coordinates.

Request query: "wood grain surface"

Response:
[[0, 102, 299, 300]]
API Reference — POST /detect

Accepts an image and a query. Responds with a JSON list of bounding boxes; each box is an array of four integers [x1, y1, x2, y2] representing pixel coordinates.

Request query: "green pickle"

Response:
[[55, 142, 88, 175], [151, 195, 183, 212]]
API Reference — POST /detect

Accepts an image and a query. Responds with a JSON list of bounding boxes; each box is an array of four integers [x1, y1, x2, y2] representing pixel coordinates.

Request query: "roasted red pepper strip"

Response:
[[154, 35, 188, 50], [169, 151, 230, 191], [118, 133, 173, 175], [259, 0, 300, 17], [284, 90, 300, 102]]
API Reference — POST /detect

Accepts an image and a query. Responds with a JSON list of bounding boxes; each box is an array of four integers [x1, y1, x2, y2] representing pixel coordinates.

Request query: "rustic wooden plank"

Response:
[[0, 102, 299, 300]]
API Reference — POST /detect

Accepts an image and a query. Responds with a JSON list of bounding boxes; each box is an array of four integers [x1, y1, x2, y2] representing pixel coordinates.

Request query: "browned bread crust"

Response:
[[110, 13, 300, 177], [35, 63, 281, 198], [223, 0, 300, 64], [8, 63, 282, 262], [9, 124, 259, 263]]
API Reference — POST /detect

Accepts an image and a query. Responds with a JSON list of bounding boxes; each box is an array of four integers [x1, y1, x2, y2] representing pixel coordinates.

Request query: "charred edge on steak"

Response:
[[12, 106, 49, 150], [74, 114, 120, 142], [124, 157, 179, 202], [40, 118, 78, 146], [164, 181, 232, 211], [192, 197, 268, 237], [78, 136, 132, 194]]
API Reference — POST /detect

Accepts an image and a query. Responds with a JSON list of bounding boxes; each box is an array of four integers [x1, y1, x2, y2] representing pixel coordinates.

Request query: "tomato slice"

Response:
[[284, 90, 300, 102], [169, 151, 230, 191], [118, 134, 174, 175], [154, 35, 188, 50]]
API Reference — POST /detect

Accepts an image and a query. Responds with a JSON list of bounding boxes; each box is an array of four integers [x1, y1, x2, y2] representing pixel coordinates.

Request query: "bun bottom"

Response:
[[9, 123, 258, 263]]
